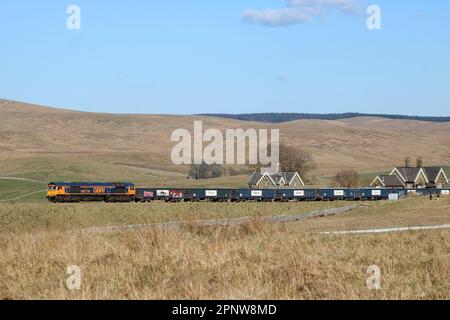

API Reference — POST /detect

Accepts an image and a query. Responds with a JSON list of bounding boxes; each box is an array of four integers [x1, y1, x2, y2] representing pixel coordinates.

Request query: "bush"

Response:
[[188, 162, 225, 180], [332, 169, 360, 188]]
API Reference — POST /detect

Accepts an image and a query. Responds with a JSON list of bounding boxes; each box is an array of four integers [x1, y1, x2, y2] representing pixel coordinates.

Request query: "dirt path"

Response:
[[82, 203, 365, 234], [0, 177, 45, 184], [322, 224, 450, 235], [0, 100, 10, 108], [0, 189, 47, 202], [80, 203, 450, 236], [0, 177, 46, 202]]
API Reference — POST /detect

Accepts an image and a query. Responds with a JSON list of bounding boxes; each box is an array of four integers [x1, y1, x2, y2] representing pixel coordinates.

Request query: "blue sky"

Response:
[[1, 0, 449, 115]]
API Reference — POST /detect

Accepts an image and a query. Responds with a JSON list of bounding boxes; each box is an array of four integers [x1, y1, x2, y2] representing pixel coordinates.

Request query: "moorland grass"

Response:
[[1, 197, 450, 299], [1, 221, 450, 299], [0, 201, 354, 233]]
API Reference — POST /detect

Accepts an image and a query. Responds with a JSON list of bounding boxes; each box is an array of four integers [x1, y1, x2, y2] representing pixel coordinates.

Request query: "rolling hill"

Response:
[[1, 99, 449, 196]]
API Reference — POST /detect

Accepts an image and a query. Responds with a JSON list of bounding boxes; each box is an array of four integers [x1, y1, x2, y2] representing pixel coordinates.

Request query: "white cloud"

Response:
[[243, 7, 319, 27], [243, 0, 358, 27], [288, 0, 357, 12]]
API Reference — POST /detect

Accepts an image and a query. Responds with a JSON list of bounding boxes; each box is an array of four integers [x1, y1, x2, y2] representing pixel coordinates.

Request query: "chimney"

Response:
[[405, 157, 411, 168], [417, 157, 423, 168]]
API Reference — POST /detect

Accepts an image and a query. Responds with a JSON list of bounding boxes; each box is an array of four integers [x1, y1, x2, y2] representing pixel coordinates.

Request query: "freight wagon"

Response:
[[132, 188, 416, 203]]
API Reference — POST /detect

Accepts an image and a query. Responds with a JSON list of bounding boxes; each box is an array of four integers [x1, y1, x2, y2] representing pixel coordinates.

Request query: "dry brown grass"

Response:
[[0, 201, 352, 233], [297, 196, 450, 233], [1, 197, 450, 300], [2, 223, 450, 300]]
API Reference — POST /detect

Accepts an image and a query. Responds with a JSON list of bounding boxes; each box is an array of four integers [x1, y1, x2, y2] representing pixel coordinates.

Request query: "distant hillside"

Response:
[[200, 113, 450, 123], [1, 100, 450, 189]]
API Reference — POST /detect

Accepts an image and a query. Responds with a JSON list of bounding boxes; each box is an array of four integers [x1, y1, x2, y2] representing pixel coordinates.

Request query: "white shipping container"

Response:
[[251, 190, 263, 197], [205, 190, 218, 197], [157, 190, 170, 197], [389, 193, 399, 201], [334, 190, 344, 196], [294, 190, 305, 197], [372, 190, 382, 196], [442, 190, 450, 196]]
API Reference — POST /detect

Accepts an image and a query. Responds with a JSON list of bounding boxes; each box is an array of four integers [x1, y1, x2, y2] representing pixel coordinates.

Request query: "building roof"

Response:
[[248, 172, 275, 187], [393, 167, 425, 183], [248, 172, 264, 185], [388, 165, 448, 186], [248, 171, 304, 186], [271, 172, 298, 184], [422, 167, 448, 183], [373, 175, 404, 188]]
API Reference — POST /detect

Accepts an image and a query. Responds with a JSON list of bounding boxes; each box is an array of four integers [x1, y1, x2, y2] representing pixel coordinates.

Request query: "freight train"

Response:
[[46, 182, 450, 203]]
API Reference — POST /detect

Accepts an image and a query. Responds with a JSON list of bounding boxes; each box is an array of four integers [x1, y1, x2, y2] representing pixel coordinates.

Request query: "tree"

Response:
[[188, 162, 225, 180], [278, 144, 316, 178], [333, 169, 360, 188], [249, 143, 316, 180]]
